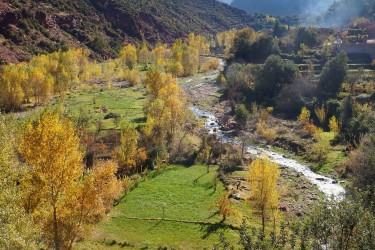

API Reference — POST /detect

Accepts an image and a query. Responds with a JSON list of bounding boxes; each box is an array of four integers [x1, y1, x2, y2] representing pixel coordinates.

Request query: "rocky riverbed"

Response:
[[181, 66, 345, 216]]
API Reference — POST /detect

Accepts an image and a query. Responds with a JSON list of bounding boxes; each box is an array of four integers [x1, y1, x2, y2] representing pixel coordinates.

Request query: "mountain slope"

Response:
[[0, 0, 256, 63]]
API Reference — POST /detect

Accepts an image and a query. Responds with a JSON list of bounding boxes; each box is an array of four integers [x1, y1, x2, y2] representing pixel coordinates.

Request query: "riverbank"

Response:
[[181, 67, 345, 201]]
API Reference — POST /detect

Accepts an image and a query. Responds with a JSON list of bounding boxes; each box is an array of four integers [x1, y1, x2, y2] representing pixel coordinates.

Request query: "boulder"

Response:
[[233, 193, 242, 200]]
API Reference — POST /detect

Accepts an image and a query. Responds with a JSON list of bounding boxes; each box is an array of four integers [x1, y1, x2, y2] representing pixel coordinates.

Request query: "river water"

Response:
[[190, 106, 346, 199]]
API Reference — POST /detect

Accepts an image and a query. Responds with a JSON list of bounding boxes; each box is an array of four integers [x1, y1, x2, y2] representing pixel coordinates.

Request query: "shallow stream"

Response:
[[190, 106, 345, 199]]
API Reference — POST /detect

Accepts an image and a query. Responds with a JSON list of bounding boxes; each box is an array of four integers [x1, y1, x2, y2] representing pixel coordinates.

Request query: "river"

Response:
[[190, 105, 346, 199]]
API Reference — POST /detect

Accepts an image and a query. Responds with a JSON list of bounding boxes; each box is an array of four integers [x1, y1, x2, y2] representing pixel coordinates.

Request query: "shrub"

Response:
[[329, 116, 340, 134], [201, 58, 220, 72], [104, 112, 120, 120], [126, 69, 142, 86], [257, 119, 277, 142], [235, 104, 249, 129]]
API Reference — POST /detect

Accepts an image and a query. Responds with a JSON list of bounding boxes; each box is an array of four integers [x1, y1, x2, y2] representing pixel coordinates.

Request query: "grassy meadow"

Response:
[[77, 165, 264, 249], [63, 85, 147, 132]]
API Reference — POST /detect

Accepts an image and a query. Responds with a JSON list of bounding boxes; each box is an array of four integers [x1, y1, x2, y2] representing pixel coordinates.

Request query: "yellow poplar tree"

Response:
[[0, 65, 25, 111], [248, 157, 279, 235], [28, 66, 53, 104], [59, 160, 122, 249], [138, 42, 150, 66], [114, 122, 147, 174], [298, 107, 311, 123], [215, 192, 234, 222], [144, 70, 188, 160], [119, 44, 138, 69], [329, 116, 340, 134], [0, 116, 36, 249], [151, 44, 168, 69], [19, 110, 122, 249], [182, 45, 199, 76], [19, 109, 83, 250]]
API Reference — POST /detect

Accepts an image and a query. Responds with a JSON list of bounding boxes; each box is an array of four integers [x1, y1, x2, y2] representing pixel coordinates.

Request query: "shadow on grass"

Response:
[[193, 172, 208, 185], [207, 211, 219, 220], [132, 117, 147, 123], [147, 219, 163, 232], [200, 220, 226, 239]]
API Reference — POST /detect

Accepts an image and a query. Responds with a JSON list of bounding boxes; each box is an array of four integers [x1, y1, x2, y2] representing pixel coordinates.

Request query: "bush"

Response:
[[201, 58, 220, 72], [235, 104, 249, 129], [276, 79, 316, 117], [256, 119, 277, 142], [126, 69, 142, 86], [104, 112, 120, 120], [348, 134, 375, 202]]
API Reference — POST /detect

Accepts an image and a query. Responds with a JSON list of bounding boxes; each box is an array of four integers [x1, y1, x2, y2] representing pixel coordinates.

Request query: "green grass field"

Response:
[[63, 85, 146, 132], [77, 165, 251, 249]]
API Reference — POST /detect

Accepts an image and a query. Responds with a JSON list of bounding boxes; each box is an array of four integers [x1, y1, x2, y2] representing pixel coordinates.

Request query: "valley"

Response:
[[1, 0, 375, 249]]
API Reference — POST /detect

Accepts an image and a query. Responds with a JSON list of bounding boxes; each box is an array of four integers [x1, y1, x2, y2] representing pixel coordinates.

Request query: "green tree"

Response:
[[254, 55, 299, 104], [318, 51, 348, 99], [294, 27, 322, 49], [249, 35, 280, 63], [272, 21, 288, 37], [348, 134, 375, 203], [307, 194, 375, 250], [235, 104, 249, 129], [233, 27, 257, 62]]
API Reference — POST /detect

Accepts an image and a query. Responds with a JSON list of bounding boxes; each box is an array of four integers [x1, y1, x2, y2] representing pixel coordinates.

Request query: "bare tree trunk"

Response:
[[261, 207, 265, 240], [53, 206, 60, 250]]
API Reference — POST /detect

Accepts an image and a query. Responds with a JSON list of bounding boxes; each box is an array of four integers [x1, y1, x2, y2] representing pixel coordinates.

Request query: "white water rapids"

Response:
[[190, 106, 346, 199]]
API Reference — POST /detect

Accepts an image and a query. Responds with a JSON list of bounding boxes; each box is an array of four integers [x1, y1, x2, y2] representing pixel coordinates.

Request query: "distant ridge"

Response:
[[231, 0, 307, 16]]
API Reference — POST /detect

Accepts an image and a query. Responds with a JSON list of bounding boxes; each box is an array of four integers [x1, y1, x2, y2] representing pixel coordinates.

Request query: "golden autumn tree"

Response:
[[298, 106, 311, 123], [0, 64, 25, 111], [19, 109, 122, 249], [151, 44, 168, 69], [28, 66, 54, 104], [181, 44, 199, 76], [215, 192, 234, 222], [138, 41, 150, 66], [0, 116, 36, 249], [113, 122, 147, 175], [248, 157, 279, 235], [143, 70, 189, 162], [144, 70, 187, 139], [56, 160, 122, 249], [19, 109, 83, 250], [329, 116, 340, 134], [119, 44, 138, 69]]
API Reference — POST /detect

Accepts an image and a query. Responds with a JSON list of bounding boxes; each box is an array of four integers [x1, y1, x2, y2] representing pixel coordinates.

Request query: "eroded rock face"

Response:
[[56, 15, 78, 30], [35, 11, 56, 28], [0, 6, 20, 28]]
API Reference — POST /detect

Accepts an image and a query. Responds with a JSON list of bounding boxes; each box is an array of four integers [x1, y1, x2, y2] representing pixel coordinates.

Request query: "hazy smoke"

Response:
[[302, 0, 334, 18], [305, 0, 367, 27]]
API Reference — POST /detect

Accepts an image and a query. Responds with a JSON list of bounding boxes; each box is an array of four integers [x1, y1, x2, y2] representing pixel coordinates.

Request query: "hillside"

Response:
[[0, 0, 256, 64]]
